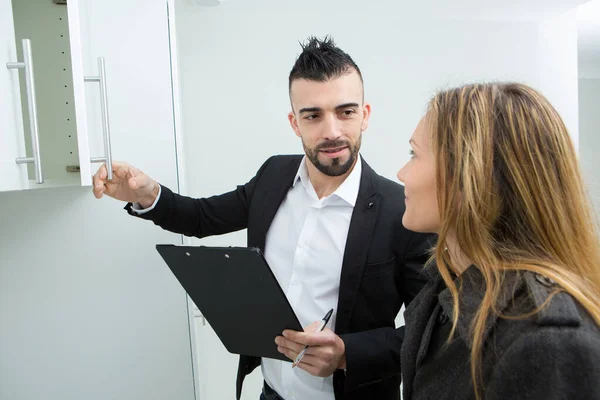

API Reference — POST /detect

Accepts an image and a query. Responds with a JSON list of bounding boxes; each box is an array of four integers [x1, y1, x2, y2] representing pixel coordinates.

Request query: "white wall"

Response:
[[579, 79, 600, 217], [539, 9, 580, 148], [577, 0, 600, 226], [173, 3, 580, 399]]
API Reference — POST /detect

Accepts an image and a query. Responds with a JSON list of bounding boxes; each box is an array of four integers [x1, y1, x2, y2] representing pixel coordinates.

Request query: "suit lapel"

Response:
[[252, 156, 381, 334], [252, 156, 301, 252], [335, 158, 380, 333]]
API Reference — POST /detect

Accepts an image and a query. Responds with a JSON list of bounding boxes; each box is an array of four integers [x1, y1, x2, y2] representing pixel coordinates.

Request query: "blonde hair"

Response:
[[427, 82, 600, 399]]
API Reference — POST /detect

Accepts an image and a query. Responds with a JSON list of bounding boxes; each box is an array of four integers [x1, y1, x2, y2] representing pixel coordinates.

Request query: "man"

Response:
[[93, 36, 434, 400]]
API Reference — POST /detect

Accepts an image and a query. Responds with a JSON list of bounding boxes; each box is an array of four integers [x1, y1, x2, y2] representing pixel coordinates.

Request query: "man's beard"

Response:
[[302, 134, 362, 177]]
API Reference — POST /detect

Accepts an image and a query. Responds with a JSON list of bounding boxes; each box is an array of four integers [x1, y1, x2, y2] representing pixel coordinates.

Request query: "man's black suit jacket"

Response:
[[126, 155, 434, 400]]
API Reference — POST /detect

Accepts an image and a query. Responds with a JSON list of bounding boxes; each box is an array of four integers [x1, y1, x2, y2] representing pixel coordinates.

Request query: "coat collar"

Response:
[[435, 265, 523, 349]]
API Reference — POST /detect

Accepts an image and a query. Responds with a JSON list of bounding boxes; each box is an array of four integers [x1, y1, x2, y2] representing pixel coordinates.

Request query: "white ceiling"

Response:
[[213, 0, 590, 20], [193, 0, 600, 73]]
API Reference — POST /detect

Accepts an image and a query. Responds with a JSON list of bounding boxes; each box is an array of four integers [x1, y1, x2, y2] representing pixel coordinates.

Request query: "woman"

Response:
[[398, 82, 600, 399]]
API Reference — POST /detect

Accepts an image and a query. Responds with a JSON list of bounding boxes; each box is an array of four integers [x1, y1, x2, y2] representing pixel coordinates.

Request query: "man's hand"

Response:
[[92, 161, 159, 208], [275, 321, 347, 377]]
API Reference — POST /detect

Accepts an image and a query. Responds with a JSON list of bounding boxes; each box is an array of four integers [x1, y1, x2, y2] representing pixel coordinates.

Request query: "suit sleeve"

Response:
[[124, 157, 273, 238], [339, 230, 434, 391]]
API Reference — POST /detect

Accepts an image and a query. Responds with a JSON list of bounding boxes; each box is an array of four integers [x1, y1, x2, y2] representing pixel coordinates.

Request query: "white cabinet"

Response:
[[0, 1, 197, 400], [2, 0, 179, 188], [73, 0, 181, 188], [1, 0, 96, 190], [1, 0, 171, 191], [0, 0, 28, 190]]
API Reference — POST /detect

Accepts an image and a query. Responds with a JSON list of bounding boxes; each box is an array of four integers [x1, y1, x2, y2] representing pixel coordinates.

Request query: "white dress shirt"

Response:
[[133, 156, 362, 400], [261, 156, 361, 400]]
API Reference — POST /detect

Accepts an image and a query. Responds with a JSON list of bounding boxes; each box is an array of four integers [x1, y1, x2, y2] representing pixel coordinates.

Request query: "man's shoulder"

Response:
[[261, 154, 303, 170], [248, 155, 303, 188]]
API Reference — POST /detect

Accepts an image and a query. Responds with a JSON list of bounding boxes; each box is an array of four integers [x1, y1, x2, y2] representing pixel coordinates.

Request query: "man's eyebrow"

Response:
[[335, 102, 360, 110], [298, 107, 322, 114], [298, 103, 360, 114]]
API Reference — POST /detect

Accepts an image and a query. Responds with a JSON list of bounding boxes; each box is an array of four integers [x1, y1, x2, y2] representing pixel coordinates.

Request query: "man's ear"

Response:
[[361, 103, 371, 132], [289, 111, 301, 138]]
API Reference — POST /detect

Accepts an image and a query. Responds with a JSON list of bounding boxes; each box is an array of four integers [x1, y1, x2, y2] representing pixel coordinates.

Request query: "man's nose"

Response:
[[322, 114, 342, 141]]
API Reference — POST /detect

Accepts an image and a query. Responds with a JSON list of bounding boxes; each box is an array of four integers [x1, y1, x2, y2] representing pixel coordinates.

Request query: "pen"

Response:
[[292, 308, 334, 368]]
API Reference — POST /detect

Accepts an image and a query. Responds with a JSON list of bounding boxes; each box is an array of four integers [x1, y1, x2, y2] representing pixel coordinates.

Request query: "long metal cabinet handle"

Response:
[[6, 39, 44, 184], [85, 57, 113, 180]]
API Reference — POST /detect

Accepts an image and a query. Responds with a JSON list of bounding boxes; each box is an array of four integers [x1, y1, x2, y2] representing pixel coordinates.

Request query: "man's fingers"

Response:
[[276, 345, 320, 367], [293, 352, 320, 368], [293, 354, 328, 377], [91, 161, 153, 203], [277, 345, 296, 361], [111, 164, 132, 182], [275, 335, 305, 353], [98, 164, 107, 180], [92, 177, 104, 197], [282, 329, 309, 345], [129, 176, 140, 190], [92, 166, 107, 199], [92, 172, 102, 187], [96, 162, 128, 183], [127, 166, 152, 192], [304, 321, 321, 332], [276, 332, 340, 378], [128, 175, 153, 194], [93, 185, 104, 199], [283, 329, 333, 347], [282, 321, 325, 345]]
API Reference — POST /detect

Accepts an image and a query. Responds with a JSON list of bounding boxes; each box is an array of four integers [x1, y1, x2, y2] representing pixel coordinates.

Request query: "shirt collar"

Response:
[[292, 155, 362, 207]]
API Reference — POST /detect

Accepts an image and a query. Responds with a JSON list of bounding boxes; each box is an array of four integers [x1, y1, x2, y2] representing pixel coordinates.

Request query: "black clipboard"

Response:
[[156, 244, 303, 362]]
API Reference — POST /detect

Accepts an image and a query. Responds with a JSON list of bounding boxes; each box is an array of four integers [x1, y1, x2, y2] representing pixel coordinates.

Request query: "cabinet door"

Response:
[[75, 0, 180, 189], [3, 0, 176, 192], [1, 0, 29, 191], [2, 0, 92, 191]]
